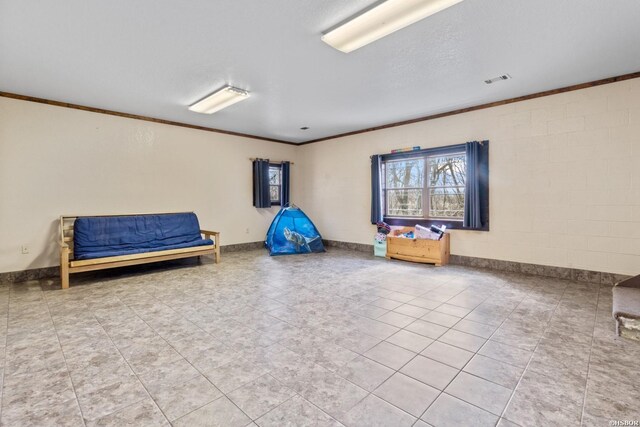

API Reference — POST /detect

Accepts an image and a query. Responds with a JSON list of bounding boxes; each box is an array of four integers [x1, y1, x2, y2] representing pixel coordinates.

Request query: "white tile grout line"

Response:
[[0, 289, 9, 424], [41, 287, 88, 426], [495, 280, 582, 425], [107, 293, 237, 424], [579, 283, 601, 425], [3, 266, 466, 426], [111, 284, 281, 424], [410, 278, 531, 425], [30, 254, 601, 426], [51, 287, 171, 424], [321, 284, 463, 424], [201, 264, 580, 411], [221, 264, 468, 423], [329, 273, 515, 424], [253, 394, 325, 426], [241, 263, 526, 424]]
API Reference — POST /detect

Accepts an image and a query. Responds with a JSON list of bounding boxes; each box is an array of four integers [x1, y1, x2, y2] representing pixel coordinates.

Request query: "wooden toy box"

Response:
[[386, 227, 450, 266]]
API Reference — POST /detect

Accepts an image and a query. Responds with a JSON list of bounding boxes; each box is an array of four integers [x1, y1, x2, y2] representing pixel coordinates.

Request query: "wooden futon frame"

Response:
[[59, 213, 220, 289]]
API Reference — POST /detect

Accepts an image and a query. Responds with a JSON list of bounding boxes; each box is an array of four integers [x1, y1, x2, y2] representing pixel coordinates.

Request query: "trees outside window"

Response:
[[269, 165, 281, 205], [384, 153, 466, 219]]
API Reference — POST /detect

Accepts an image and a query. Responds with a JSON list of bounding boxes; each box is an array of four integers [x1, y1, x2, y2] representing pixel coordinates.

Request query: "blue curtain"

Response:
[[463, 141, 488, 229], [252, 159, 271, 208], [371, 155, 383, 224], [281, 161, 290, 207]]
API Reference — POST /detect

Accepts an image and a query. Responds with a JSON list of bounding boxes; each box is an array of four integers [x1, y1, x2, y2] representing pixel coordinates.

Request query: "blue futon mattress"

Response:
[[73, 213, 213, 260]]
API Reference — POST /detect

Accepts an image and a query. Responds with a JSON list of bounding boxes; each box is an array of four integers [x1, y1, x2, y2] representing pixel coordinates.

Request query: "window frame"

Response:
[[380, 143, 489, 231], [424, 152, 466, 220], [384, 153, 466, 221], [268, 163, 282, 206]]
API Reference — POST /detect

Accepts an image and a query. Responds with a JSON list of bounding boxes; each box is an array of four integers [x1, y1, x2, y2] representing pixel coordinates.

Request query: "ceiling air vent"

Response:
[[484, 74, 512, 84]]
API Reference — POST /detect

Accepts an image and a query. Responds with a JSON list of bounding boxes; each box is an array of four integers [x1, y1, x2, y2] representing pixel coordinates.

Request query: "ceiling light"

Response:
[[484, 74, 512, 84], [321, 0, 464, 53], [188, 86, 250, 114]]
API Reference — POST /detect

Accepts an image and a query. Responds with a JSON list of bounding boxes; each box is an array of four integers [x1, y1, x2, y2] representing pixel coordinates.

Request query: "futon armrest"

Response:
[[200, 229, 220, 236], [200, 230, 220, 248], [59, 241, 69, 249]]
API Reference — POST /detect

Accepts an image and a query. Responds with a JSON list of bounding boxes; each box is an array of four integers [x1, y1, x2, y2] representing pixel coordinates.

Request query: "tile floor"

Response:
[[1, 249, 638, 426]]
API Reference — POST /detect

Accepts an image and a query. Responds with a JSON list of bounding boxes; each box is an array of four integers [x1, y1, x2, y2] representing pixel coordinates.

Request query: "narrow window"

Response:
[[269, 165, 282, 205]]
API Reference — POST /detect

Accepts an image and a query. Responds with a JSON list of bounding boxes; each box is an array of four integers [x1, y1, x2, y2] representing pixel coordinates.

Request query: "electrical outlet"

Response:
[[21, 245, 29, 254], [245, 228, 250, 234]]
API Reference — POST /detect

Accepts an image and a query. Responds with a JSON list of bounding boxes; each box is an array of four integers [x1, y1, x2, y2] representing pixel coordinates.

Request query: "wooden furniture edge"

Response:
[[200, 229, 220, 235], [69, 248, 217, 273], [387, 253, 444, 266], [386, 230, 450, 266], [61, 211, 195, 219], [69, 244, 216, 267], [200, 230, 221, 263], [442, 233, 450, 264]]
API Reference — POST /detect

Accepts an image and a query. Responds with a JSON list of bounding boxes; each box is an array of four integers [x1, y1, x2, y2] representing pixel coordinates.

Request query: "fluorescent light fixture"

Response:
[[188, 85, 250, 114], [484, 74, 512, 84], [322, 0, 464, 53]]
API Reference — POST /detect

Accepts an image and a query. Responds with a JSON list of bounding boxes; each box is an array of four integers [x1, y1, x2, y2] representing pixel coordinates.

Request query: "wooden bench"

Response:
[[59, 213, 220, 289]]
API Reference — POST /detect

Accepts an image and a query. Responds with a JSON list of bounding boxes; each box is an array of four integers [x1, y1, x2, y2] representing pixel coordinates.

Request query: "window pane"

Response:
[[427, 154, 466, 187], [382, 152, 468, 220], [429, 187, 465, 218], [385, 159, 424, 188], [269, 167, 280, 185], [270, 185, 280, 202], [387, 189, 422, 217]]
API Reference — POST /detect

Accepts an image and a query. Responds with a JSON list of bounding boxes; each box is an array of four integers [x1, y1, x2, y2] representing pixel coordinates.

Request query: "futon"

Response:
[[59, 212, 219, 289], [73, 213, 213, 259]]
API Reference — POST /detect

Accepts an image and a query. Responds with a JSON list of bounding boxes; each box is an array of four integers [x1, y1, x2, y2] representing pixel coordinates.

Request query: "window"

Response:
[[268, 165, 281, 205], [384, 152, 466, 220], [374, 141, 489, 230]]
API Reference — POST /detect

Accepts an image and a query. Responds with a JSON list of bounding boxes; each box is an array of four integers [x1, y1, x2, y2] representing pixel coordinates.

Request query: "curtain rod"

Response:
[[249, 158, 294, 165], [371, 141, 486, 159]]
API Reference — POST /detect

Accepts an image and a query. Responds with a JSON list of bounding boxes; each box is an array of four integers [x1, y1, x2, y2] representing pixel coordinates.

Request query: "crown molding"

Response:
[[0, 91, 297, 146], [298, 71, 640, 145], [3, 70, 639, 146]]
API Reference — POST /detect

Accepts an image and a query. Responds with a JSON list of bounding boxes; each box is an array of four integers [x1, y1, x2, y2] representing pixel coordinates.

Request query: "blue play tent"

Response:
[[265, 206, 325, 256]]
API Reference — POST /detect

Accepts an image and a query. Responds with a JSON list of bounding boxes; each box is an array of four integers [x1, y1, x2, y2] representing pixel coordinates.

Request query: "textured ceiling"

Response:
[[1, 0, 640, 143]]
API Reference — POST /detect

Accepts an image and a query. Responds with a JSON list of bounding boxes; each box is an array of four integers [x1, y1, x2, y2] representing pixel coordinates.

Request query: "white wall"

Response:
[[298, 79, 640, 275], [3, 78, 639, 276], [0, 97, 299, 272]]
